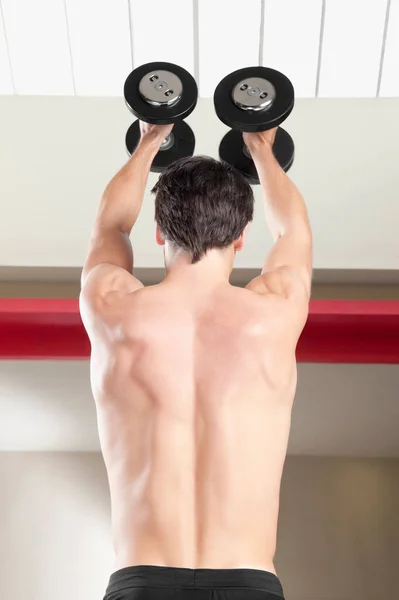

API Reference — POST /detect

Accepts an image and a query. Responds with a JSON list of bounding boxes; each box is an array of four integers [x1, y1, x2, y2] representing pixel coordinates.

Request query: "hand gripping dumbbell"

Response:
[[214, 67, 295, 183], [124, 62, 198, 172]]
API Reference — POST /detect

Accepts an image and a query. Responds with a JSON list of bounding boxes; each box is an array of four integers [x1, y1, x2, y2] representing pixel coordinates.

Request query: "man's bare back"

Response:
[[90, 278, 298, 572], [80, 124, 312, 598]]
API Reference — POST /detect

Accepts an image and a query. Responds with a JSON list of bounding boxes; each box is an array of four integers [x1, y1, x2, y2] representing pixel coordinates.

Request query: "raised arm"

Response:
[[245, 128, 313, 312], [80, 123, 172, 318]]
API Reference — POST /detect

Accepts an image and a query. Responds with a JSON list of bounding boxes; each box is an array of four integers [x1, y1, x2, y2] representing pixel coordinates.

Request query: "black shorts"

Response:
[[103, 565, 284, 600]]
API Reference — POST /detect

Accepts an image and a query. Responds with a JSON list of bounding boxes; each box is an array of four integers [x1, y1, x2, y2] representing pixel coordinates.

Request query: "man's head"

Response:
[[152, 156, 254, 265]]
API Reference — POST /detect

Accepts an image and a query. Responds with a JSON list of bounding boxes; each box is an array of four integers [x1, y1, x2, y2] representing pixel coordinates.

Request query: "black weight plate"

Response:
[[126, 120, 196, 173], [219, 128, 295, 184], [273, 127, 295, 172], [214, 67, 294, 133], [124, 62, 198, 124]]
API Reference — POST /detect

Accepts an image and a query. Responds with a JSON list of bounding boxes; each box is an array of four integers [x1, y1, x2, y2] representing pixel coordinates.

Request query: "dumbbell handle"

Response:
[[159, 133, 175, 152]]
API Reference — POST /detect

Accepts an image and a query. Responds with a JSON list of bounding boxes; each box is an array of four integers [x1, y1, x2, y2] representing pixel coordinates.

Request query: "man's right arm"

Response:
[[244, 129, 313, 313]]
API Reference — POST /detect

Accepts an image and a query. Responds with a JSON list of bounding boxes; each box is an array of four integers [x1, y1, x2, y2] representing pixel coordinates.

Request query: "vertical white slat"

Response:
[[0, 5, 13, 93], [318, 0, 388, 97], [65, 0, 132, 96], [1, 0, 74, 95], [380, 0, 399, 96], [199, 0, 262, 97], [130, 0, 194, 75], [263, 0, 323, 98]]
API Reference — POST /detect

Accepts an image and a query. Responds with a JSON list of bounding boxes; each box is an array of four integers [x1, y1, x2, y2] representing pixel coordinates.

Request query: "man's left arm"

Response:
[[80, 123, 172, 320]]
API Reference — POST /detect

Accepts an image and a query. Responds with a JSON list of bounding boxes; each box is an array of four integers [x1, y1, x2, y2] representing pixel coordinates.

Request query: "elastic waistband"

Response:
[[106, 565, 284, 596]]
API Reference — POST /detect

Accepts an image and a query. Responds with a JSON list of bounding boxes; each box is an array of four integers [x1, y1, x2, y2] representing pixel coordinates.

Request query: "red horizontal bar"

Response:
[[0, 299, 398, 363], [2, 298, 399, 316]]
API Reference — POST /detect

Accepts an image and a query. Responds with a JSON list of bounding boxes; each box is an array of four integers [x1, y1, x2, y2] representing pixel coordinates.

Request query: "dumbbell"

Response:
[[214, 67, 295, 184], [124, 62, 198, 172]]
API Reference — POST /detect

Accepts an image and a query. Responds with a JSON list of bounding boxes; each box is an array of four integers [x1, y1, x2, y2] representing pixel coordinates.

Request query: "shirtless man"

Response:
[[80, 122, 312, 600]]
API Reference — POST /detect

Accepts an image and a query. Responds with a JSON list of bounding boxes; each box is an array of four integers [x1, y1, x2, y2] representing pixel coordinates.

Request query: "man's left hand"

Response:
[[139, 122, 174, 147]]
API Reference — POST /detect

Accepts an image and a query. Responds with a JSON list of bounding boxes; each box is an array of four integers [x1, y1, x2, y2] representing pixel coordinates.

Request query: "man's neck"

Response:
[[164, 247, 233, 284]]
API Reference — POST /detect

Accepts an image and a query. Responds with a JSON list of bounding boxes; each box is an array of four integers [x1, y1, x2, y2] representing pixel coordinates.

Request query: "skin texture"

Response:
[[80, 125, 312, 574]]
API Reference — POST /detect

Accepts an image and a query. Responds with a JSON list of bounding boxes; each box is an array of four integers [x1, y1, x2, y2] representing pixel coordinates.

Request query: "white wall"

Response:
[[1, 361, 399, 456], [0, 453, 114, 600], [1, 96, 399, 270], [1, 453, 398, 600]]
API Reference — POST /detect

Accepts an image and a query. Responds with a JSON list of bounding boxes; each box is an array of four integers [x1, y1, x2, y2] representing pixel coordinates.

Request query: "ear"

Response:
[[234, 224, 249, 252], [156, 225, 165, 246]]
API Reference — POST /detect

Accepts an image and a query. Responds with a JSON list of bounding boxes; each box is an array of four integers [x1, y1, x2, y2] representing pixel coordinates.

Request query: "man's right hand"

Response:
[[243, 128, 278, 154]]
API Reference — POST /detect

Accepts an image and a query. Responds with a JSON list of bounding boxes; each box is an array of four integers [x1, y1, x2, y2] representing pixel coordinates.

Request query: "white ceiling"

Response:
[[1, 361, 398, 457], [0, 0, 398, 98]]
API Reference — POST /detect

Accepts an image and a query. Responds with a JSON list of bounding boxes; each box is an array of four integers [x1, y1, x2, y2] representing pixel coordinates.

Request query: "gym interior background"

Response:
[[0, 1, 399, 599]]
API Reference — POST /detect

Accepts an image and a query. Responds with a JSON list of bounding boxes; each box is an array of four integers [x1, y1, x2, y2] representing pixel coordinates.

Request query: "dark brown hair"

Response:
[[152, 156, 254, 263]]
